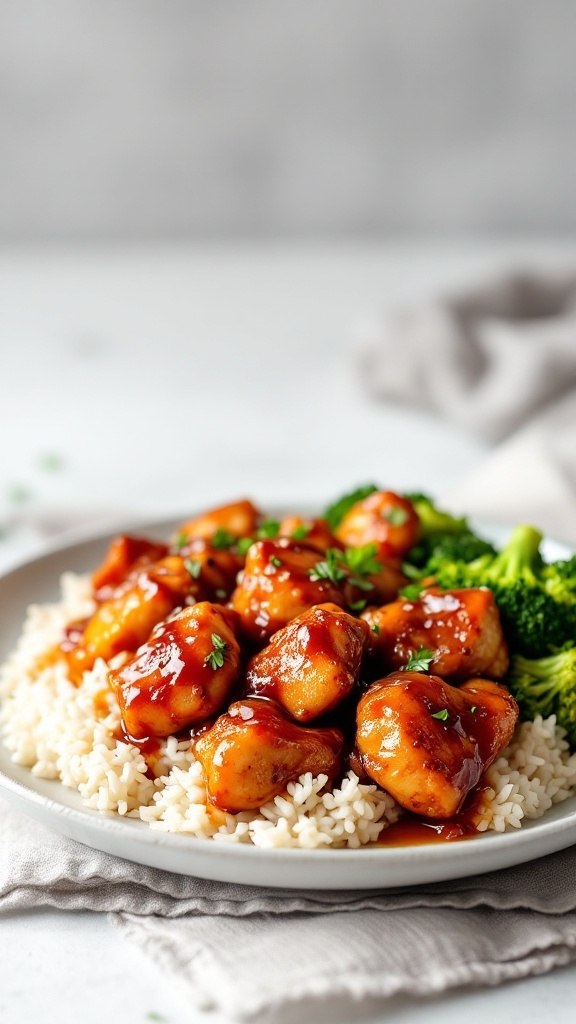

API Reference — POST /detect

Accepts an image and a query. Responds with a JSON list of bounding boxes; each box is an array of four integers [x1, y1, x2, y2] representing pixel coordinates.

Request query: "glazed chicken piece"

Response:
[[362, 586, 509, 682], [195, 697, 343, 811], [246, 603, 370, 722], [176, 499, 261, 544], [356, 671, 519, 818], [231, 538, 346, 643], [335, 490, 420, 560], [108, 602, 242, 741], [92, 534, 169, 601], [168, 537, 243, 603], [65, 555, 198, 680], [278, 515, 341, 554]]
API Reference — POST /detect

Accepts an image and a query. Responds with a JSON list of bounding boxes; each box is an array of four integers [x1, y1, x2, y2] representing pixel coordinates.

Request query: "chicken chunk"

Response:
[[177, 499, 261, 544], [362, 586, 509, 682], [195, 697, 343, 811], [231, 538, 346, 643], [108, 602, 242, 741], [335, 490, 420, 560], [168, 538, 242, 603], [246, 603, 370, 722], [356, 671, 518, 818], [66, 555, 197, 680], [92, 534, 169, 601], [279, 515, 341, 553]]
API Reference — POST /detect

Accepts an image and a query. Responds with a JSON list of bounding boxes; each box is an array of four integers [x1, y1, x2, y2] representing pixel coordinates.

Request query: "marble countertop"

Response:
[[2, 240, 576, 1024]]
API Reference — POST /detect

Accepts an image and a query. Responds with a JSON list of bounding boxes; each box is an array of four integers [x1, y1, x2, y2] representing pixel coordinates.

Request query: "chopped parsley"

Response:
[[174, 532, 188, 550], [348, 599, 367, 613], [215, 588, 227, 599], [38, 452, 64, 472], [324, 484, 379, 531], [204, 633, 228, 670], [383, 506, 409, 527], [470, 705, 478, 714], [236, 537, 254, 557], [291, 523, 311, 541], [431, 708, 449, 722], [185, 558, 202, 579], [403, 648, 435, 673], [399, 583, 424, 601], [309, 548, 348, 585], [256, 519, 280, 540], [371, 623, 380, 636], [269, 555, 283, 568], [342, 544, 382, 579], [211, 527, 236, 550]]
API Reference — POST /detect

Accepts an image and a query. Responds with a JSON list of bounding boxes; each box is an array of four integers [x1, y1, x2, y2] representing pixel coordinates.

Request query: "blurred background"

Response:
[[2, 0, 576, 561], [2, 0, 576, 241]]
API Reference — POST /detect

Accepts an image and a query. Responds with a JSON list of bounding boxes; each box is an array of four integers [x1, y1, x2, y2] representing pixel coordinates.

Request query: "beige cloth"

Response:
[[2, 796, 576, 1020], [359, 270, 576, 544]]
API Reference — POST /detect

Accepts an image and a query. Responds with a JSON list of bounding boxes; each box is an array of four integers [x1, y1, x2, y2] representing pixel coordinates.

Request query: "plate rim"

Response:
[[1, 511, 575, 888]]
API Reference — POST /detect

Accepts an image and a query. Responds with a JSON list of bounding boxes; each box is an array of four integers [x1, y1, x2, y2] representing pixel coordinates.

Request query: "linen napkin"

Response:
[[359, 269, 576, 545], [3, 795, 576, 1020]]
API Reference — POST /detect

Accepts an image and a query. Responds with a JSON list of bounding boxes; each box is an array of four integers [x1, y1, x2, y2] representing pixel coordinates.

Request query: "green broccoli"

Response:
[[542, 556, 576, 603], [431, 524, 576, 658], [507, 646, 576, 747], [403, 492, 468, 539]]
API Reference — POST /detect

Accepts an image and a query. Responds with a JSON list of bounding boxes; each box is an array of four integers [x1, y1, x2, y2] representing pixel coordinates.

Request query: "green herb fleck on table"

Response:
[[7, 484, 32, 505], [38, 452, 65, 472], [204, 634, 228, 670]]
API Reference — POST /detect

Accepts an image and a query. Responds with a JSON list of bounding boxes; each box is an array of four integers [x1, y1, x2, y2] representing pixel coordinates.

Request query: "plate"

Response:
[[1, 517, 575, 890]]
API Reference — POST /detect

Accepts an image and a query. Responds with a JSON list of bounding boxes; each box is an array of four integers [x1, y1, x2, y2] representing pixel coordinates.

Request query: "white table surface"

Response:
[[2, 239, 576, 1024]]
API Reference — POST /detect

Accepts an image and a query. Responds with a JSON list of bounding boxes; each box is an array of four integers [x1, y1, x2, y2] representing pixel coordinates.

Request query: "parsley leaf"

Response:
[[257, 519, 280, 540], [431, 708, 449, 722], [185, 558, 202, 579], [324, 484, 379, 531], [371, 623, 380, 636], [269, 555, 283, 568], [309, 548, 348, 585], [342, 544, 382, 577], [236, 537, 254, 557], [204, 633, 228, 670], [399, 583, 424, 601], [470, 705, 478, 714], [291, 523, 311, 541], [211, 528, 236, 550], [348, 599, 367, 613], [175, 532, 188, 550], [403, 648, 435, 673], [383, 506, 409, 527]]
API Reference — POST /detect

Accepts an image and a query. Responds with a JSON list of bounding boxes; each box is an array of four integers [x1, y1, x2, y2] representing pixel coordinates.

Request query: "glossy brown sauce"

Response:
[[375, 782, 491, 846]]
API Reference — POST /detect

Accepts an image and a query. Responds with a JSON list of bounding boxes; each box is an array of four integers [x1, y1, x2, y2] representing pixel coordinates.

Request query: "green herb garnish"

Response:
[[383, 506, 409, 527], [309, 548, 348, 585], [349, 599, 367, 613], [236, 537, 254, 557], [403, 648, 435, 673], [371, 623, 380, 636], [291, 523, 311, 541], [269, 555, 283, 568], [211, 527, 236, 550], [175, 532, 188, 550], [431, 708, 449, 722], [257, 519, 280, 540], [470, 705, 478, 714], [185, 559, 202, 579], [204, 633, 228, 670], [399, 583, 424, 601]]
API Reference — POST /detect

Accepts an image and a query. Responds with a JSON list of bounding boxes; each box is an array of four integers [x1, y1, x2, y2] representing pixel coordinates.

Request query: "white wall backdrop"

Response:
[[1, 0, 575, 240]]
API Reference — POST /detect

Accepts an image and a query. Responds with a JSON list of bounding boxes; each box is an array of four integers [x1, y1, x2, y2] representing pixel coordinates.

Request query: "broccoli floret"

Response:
[[432, 524, 576, 658], [507, 646, 576, 748], [404, 493, 468, 539], [542, 556, 576, 603], [422, 532, 497, 575]]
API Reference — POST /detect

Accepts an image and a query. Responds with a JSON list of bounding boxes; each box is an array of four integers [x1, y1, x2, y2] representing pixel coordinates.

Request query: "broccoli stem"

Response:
[[486, 524, 543, 582]]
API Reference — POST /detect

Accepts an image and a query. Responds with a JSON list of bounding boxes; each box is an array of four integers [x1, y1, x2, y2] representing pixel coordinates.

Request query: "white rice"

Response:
[[1, 572, 576, 847]]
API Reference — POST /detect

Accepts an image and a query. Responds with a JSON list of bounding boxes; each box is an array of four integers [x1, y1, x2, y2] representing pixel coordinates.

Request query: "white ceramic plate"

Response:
[[1, 517, 575, 890]]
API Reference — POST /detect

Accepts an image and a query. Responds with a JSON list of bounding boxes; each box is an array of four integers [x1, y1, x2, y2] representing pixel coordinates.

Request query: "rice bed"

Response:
[[1, 573, 576, 848]]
